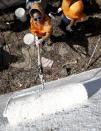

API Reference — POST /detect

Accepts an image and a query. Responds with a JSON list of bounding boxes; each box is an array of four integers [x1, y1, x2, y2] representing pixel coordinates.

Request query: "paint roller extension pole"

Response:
[[86, 37, 100, 69], [37, 44, 45, 89]]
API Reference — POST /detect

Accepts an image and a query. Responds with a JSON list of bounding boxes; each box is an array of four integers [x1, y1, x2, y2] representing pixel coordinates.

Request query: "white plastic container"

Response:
[[23, 33, 38, 45], [15, 8, 27, 22]]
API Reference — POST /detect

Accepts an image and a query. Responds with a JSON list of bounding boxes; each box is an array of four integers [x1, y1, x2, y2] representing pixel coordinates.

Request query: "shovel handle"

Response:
[[37, 44, 41, 66]]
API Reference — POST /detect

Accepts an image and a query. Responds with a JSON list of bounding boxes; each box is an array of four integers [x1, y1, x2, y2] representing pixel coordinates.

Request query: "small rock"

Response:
[[59, 45, 67, 56], [62, 59, 78, 68], [60, 68, 68, 76]]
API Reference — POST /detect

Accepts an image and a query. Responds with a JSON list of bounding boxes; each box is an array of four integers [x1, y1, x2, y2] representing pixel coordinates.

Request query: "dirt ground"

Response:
[[0, 2, 101, 94]]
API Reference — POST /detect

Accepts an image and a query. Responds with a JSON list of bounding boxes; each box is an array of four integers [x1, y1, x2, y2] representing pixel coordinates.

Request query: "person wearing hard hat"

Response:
[[29, 3, 53, 46], [58, 0, 88, 32]]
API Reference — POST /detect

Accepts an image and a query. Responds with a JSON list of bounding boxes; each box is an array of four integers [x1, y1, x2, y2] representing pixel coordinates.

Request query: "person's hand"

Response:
[[58, 8, 62, 13], [35, 39, 43, 47], [49, 13, 56, 19]]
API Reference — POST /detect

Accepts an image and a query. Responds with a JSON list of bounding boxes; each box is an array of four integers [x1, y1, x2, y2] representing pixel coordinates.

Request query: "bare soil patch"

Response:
[[0, 2, 101, 94]]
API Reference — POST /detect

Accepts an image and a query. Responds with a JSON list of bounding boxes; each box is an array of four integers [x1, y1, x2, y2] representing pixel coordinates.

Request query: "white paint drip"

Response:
[[4, 84, 88, 126]]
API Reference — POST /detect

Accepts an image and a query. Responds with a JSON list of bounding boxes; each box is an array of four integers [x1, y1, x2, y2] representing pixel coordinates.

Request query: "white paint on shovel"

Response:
[[4, 83, 88, 126]]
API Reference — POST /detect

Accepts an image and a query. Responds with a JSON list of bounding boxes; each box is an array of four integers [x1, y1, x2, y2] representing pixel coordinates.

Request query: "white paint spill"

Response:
[[4, 84, 88, 126]]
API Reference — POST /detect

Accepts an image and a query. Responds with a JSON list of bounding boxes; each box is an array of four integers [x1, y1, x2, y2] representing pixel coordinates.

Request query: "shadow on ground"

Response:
[[79, 17, 101, 37], [51, 32, 89, 56], [52, 17, 101, 56], [84, 78, 101, 98], [0, 14, 30, 32], [0, 3, 30, 32], [0, 47, 18, 71]]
